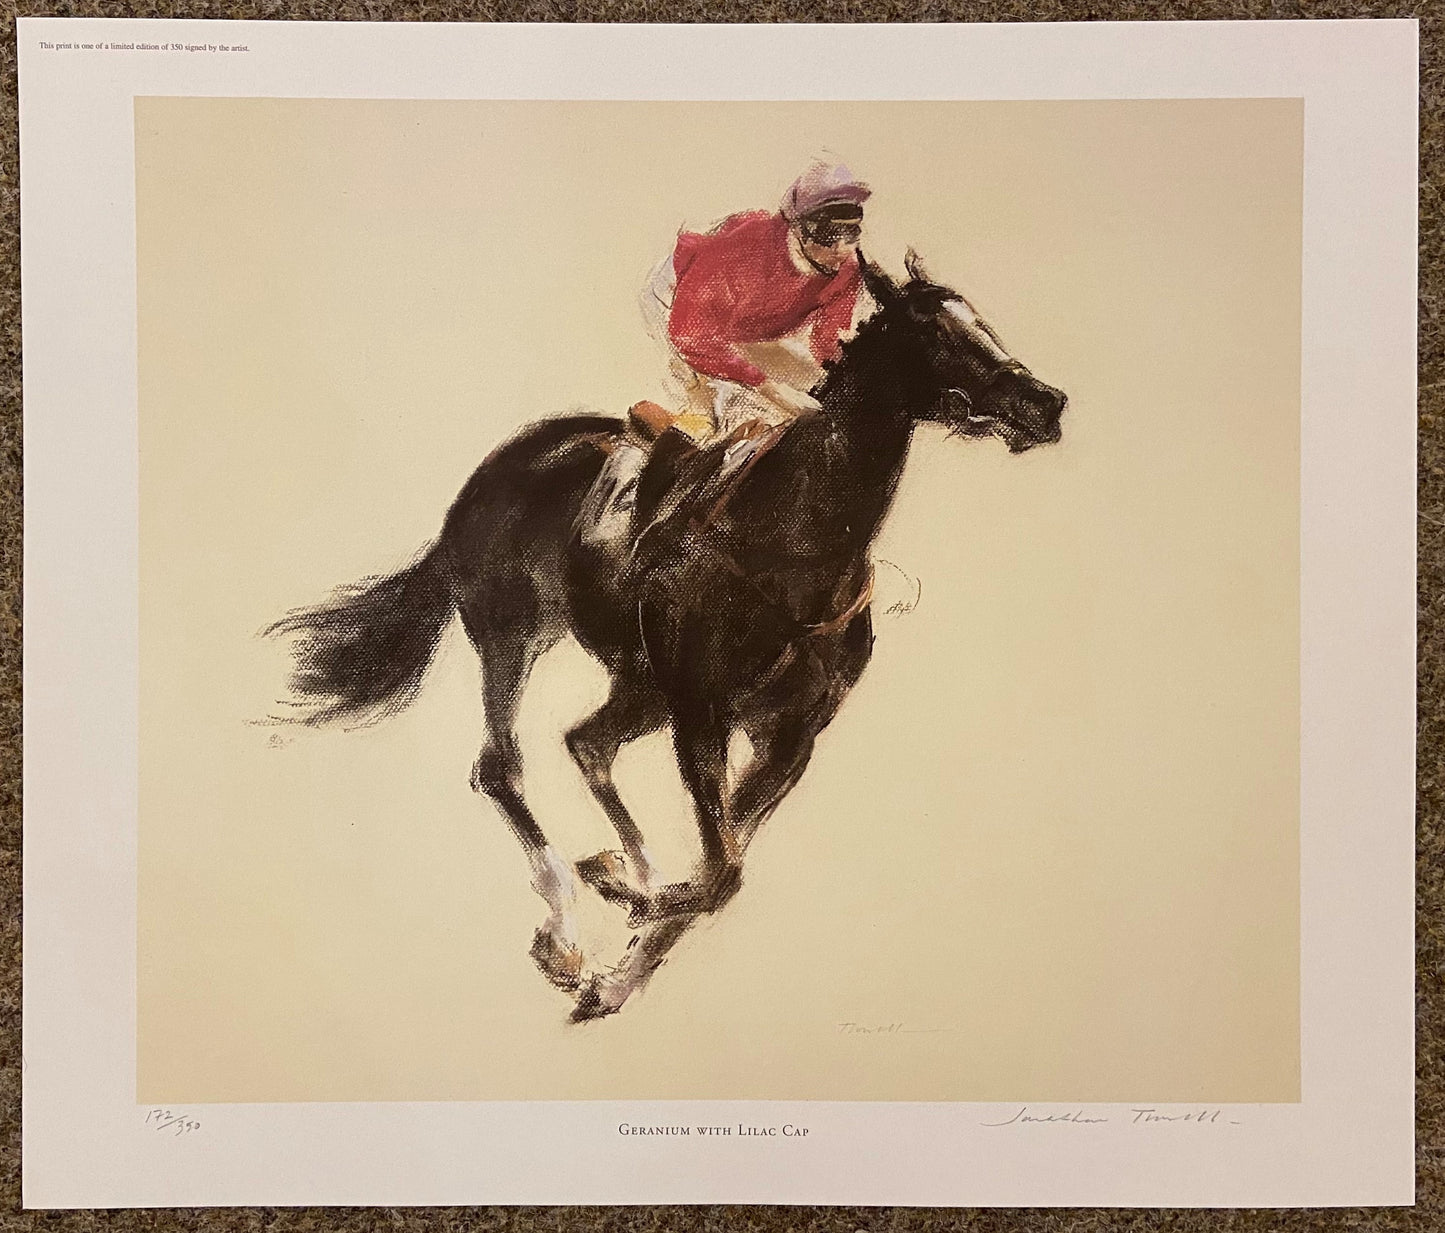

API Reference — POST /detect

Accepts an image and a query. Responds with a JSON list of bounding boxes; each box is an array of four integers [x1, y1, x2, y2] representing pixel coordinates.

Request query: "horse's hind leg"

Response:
[[458, 588, 581, 992], [566, 672, 668, 910]]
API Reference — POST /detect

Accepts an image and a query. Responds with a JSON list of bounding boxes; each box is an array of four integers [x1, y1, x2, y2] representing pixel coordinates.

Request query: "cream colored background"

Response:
[[137, 98, 1300, 1103]]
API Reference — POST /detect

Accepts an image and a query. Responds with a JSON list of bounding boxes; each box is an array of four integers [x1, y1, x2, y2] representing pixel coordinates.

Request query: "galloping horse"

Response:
[[267, 256, 1066, 1020]]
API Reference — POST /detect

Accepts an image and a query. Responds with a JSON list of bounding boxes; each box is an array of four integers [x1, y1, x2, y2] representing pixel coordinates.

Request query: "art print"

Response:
[[139, 98, 1298, 1102], [21, 20, 1415, 1207]]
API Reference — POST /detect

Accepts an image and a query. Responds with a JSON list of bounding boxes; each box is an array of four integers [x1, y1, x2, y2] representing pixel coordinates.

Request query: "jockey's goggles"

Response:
[[803, 218, 863, 247], [800, 204, 864, 247]]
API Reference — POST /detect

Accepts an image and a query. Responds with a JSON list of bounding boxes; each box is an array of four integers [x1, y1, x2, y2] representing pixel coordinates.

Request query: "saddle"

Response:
[[611, 401, 875, 663], [625, 401, 785, 560]]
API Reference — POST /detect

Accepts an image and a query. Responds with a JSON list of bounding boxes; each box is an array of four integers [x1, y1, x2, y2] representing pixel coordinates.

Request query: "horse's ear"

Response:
[[857, 254, 899, 307], [903, 247, 929, 284]]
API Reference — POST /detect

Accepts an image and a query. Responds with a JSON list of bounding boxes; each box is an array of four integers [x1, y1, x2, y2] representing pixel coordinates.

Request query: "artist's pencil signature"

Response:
[[983, 1106, 1241, 1127], [144, 1107, 202, 1136]]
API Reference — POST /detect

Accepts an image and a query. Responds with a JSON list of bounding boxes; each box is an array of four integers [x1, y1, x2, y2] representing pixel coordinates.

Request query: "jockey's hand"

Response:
[[757, 378, 822, 417]]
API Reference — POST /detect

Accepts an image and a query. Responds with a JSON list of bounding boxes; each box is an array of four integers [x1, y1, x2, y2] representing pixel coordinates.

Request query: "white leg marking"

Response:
[[586, 940, 652, 1017], [531, 844, 581, 947]]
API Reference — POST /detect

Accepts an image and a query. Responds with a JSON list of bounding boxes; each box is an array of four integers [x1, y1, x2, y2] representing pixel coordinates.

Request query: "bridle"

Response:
[[937, 290, 1032, 426], [979, 356, 1032, 386]]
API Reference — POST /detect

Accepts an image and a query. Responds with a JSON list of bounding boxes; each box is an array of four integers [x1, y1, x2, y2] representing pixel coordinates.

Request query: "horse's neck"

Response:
[[831, 361, 916, 466], [728, 355, 914, 577], [808, 337, 921, 541]]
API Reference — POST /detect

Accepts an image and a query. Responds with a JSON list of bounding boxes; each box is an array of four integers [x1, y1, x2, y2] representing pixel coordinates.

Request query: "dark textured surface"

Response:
[[0, 2, 1433, 1226]]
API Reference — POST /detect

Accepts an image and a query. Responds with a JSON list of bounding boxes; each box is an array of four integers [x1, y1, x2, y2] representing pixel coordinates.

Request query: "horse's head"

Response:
[[859, 253, 1066, 452]]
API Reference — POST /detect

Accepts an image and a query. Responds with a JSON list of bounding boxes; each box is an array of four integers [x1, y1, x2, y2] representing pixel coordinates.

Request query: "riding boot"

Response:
[[632, 425, 698, 534]]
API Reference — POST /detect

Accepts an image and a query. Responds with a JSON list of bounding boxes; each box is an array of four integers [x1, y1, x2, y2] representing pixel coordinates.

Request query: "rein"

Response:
[[738, 563, 875, 697], [688, 528, 875, 641], [806, 566, 874, 637]]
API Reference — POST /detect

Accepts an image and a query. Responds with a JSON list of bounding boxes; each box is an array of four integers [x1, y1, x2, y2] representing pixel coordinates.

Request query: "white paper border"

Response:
[[19, 18, 1418, 1208]]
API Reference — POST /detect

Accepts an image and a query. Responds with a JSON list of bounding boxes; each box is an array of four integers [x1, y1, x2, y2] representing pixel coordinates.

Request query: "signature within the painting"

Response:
[[836, 1021, 952, 1036]]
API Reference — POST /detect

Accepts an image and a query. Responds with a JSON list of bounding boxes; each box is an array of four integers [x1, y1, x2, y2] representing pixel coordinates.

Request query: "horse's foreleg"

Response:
[[571, 714, 820, 1019], [566, 673, 668, 907], [728, 717, 818, 859], [627, 706, 740, 926], [731, 619, 871, 856], [572, 913, 698, 1022]]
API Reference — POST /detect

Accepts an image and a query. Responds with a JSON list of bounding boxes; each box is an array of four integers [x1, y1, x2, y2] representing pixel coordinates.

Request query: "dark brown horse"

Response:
[[267, 256, 1066, 1019]]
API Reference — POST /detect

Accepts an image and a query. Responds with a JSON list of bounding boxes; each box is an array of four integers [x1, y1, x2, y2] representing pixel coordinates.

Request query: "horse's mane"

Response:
[[812, 263, 961, 410]]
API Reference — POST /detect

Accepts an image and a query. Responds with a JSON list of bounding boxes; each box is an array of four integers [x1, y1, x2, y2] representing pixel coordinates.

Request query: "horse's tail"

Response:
[[264, 541, 455, 728]]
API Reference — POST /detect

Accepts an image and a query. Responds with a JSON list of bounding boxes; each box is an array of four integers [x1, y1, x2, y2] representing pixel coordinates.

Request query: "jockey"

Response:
[[641, 159, 870, 439], [581, 160, 870, 545]]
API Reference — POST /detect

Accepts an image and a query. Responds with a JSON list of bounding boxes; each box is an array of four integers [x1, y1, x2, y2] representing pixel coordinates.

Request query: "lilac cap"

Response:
[[781, 160, 872, 222]]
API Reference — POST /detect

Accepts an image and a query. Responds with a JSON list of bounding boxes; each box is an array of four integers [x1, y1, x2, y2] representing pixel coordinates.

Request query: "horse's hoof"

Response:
[[530, 928, 583, 993], [576, 850, 648, 910], [570, 976, 623, 1022]]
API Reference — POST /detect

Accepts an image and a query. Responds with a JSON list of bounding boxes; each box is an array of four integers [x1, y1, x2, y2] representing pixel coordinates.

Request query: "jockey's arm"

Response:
[[667, 278, 768, 388], [755, 377, 822, 416]]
